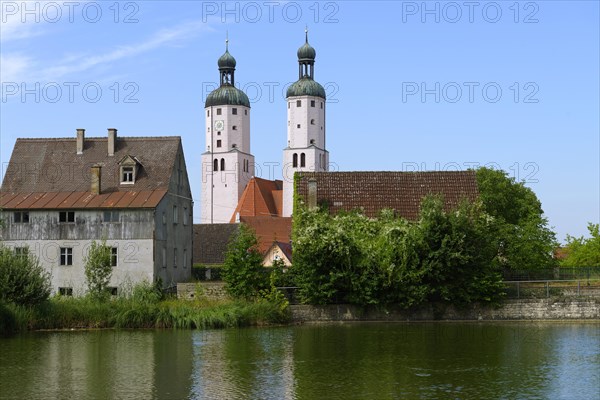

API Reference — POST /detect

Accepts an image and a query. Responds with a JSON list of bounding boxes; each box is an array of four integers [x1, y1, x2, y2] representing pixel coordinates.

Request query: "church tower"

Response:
[[201, 39, 255, 223], [282, 30, 328, 217]]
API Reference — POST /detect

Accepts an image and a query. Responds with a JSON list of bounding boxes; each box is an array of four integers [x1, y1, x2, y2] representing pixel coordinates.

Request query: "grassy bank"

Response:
[[0, 297, 289, 335]]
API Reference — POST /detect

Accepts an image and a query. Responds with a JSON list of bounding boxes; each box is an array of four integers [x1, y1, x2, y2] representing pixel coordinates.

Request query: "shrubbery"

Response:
[[222, 224, 268, 299], [0, 246, 51, 306], [292, 197, 506, 307]]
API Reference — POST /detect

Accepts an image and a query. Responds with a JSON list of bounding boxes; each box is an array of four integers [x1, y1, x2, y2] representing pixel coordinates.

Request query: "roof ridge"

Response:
[[16, 136, 181, 141]]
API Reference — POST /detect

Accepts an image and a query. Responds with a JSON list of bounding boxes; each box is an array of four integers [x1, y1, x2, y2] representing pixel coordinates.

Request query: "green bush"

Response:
[[292, 196, 506, 307], [0, 246, 51, 306], [222, 224, 268, 299], [84, 240, 113, 301]]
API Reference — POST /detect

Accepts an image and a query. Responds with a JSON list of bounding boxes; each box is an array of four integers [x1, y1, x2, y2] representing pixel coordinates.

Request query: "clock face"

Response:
[[214, 120, 224, 131]]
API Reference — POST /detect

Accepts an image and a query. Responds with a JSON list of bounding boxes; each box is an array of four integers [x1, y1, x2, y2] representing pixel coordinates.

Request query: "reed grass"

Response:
[[0, 296, 289, 335]]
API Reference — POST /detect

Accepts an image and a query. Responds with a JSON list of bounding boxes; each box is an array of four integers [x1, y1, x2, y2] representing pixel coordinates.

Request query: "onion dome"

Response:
[[297, 40, 316, 61], [286, 78, 326, 99], [205, 85, 250, 108], [218, 49, 236, 69], [205, 37, 251, 108]]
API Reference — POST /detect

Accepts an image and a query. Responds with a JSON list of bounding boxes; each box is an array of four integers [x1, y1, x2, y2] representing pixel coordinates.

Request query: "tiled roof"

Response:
[[273, 241, 292, 262], [1, 136, 181, 194], [0, 190, 167, 209], [193, 223, 239, 265], [230, 177, 283, 222], [240, 216, 292, 254], [295, 171, 479, 220]]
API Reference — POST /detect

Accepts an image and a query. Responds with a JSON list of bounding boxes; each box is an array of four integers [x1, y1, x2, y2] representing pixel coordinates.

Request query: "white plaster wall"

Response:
[[201, 151, 255, 223], [205, 105, 251, 154], [287, 95, 325, 148], [3, 239, 155, 295]]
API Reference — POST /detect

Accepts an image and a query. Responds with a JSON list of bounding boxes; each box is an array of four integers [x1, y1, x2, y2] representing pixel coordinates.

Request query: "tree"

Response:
[[0, 245, 51, 305], [562, 223, 600, 267], [84, 240, 113, 300], [475, 167, 558, 270], [222, 224, 268, 299]]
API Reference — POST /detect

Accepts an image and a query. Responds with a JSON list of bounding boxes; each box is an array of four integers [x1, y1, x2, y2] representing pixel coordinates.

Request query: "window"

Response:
[[111, 248, 118, 267], [59, 211, 75, 223], [320, 102, 323, 109], [174, 248, 178, 268], [232, 108, 237, 115], [297, 124, 301, 129], [293, 153, 298, 168], [231, 143, 237, 148], [121, 166, 134, 183], [232, 125, 237, 130], [58, 287, 73, 296], [301, 153, 306, 167], [183, 207, 188, 226], [217, 140, 222, 148], [162, 247, 167, 268], [60, 247, 73, 266], [310, 139, 315, 144], [173, 205, 178, 224], [214, 159, 219, 172], [14, 211, 29, 223], [296, 100, 301, 107], [310, 119, 315, 125], [108, 287, 118, 296], [245, 109, 247, 115], [103, 211, 120, 223], [183, 249, 188, 269], [15, 247, 28, 258], [216, 108, 222, 115], [311, 100, 315, 107], [217, 131, 221, 136], [220, 158, 225, 170], [207, 110, 210, 117]]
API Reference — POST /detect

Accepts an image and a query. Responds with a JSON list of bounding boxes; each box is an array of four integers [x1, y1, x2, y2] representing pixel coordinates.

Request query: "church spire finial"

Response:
[[305, 26, 308, 43], [225, 31, 229, 51]]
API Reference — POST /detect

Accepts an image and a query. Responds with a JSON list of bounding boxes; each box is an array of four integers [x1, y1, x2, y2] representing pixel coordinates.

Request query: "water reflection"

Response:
[[0, 323, 598, 400]]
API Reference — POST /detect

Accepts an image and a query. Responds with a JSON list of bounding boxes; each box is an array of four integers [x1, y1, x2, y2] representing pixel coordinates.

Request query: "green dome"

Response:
[[286, 77, 326, 99], [205, 84, 250, 107], [297, 41, 316, 61], [218, 50, 236, 69]]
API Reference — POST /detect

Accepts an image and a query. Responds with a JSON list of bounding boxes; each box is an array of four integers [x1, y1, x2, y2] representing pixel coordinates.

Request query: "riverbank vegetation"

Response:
[[0, 281, 289, 336]]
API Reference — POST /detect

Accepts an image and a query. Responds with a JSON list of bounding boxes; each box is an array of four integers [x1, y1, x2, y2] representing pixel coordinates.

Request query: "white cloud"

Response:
[[0, 53, 34, 82]]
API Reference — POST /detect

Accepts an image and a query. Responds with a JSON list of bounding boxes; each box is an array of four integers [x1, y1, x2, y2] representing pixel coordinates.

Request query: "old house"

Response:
[[0, 129, 193, 295]]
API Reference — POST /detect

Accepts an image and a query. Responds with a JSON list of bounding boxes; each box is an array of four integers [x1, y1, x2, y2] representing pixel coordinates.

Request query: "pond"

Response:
[[1, 322, 598, 399]]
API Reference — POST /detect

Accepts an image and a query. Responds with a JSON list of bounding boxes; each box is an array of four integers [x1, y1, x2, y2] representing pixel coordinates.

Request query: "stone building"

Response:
[[0, 129, 193, 295]]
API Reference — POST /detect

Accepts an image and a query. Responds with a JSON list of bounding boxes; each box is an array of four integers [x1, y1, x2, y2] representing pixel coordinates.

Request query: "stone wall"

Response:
[[177, 282, 229, 301], [289, 298, 600, 322]]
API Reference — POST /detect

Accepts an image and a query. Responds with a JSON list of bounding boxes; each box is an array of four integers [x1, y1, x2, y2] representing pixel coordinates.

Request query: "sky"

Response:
[[1, 0, 598, 242]]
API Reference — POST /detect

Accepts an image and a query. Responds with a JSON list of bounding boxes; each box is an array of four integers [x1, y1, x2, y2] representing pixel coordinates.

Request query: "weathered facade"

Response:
[[0, 129, 193, 295]]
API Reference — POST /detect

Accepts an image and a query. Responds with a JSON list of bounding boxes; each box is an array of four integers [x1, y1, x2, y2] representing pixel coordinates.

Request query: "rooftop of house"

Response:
[[240, 216, 292, 254], [193, 223, 239, 265], [0, 131, 184, 209], [230, 177, 283, 222], [295, 171, 479, 219]]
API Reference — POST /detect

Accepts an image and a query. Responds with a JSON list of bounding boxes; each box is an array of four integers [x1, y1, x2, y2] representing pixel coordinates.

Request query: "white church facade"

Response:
[[200, 32, 327, 223]]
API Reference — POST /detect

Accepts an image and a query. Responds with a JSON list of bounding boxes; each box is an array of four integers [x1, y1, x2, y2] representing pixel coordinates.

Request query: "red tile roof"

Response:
[[0, 190, 167, 209], [295, 171, 479, 220], [240, 216, 292, 254], [230, 177, 283, 222]]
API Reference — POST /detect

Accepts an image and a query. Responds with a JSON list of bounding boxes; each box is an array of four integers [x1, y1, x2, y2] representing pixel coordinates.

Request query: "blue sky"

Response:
[[1, 0, 598, 241]]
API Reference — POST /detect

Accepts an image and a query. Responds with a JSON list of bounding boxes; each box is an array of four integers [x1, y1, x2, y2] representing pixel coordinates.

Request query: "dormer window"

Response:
[[119, 155, 141, 185], [122, 166, 134, 183]]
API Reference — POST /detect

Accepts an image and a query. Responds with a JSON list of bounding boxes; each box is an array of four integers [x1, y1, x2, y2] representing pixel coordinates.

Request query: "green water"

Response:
[[0, 322, 598, 399]]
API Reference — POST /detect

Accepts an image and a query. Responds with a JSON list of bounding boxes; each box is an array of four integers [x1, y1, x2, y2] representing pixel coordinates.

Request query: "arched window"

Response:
[[293, 153, 298, 168], [220, 158, 225, 171], [213, 159, 219, 172], [310, 139, 315, 145], [310, 119, 315, 125], [301, 153, 306, 167]]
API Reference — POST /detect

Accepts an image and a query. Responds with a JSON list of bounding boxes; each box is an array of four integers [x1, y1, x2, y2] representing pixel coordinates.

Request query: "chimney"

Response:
[[91, 165, 101, 195], [308, 178, 317, 210], [108, 128, 117, 156], [76, 129, 85, 154]]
